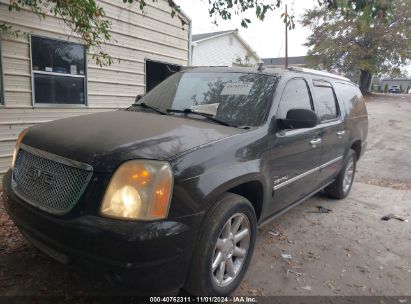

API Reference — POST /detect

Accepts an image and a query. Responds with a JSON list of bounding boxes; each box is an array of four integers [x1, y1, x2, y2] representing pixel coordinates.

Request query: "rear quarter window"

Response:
[[333, 82, 367, 118]]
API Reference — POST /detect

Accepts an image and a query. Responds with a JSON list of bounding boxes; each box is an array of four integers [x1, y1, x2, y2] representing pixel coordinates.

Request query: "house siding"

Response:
[[192, 33, 259, 67], [0, 0, 190, 179]]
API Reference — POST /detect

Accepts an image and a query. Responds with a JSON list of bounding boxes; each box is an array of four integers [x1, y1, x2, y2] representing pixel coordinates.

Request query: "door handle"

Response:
[[336, 130, 346, 138], [310, 138, 322, 147]]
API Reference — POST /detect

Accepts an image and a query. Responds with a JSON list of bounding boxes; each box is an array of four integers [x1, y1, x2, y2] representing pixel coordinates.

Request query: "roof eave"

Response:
[[167, 0, 191, 23], [192, 30, 237, 43], [233, 31, 262, 63]]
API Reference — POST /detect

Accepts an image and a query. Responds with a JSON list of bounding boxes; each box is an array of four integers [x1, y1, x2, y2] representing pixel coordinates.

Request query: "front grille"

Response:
[[12, 146, 93, 215]]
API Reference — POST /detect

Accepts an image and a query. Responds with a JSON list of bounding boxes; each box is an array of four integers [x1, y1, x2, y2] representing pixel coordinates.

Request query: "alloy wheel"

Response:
[[211, 213, 250, 287], [343, 158, 355, 193]]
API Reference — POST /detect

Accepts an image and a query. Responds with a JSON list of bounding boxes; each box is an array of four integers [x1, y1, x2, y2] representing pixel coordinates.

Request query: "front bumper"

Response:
[[2, 170, 203, 294]]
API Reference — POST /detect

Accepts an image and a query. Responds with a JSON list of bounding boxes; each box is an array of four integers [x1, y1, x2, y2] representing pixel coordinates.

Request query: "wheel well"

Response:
[[228, 181, 264, 221], [351, 140, 362, 160]]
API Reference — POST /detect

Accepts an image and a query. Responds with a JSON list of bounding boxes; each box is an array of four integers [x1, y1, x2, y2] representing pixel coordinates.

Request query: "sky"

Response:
[[175, 0, 319, 59], [175, 0, 411, 74]]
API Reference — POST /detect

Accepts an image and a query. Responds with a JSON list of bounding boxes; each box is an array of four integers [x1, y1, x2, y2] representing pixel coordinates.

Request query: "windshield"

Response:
[[129, 72, 277, 127]]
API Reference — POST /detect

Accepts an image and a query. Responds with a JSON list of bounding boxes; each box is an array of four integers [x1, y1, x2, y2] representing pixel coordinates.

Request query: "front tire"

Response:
[[325, 149, 357, 199], [184, 193, 257, 296]]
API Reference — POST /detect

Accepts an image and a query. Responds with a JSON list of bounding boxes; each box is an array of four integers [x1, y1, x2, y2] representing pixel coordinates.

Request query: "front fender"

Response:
[[168, 159, 270, 218]]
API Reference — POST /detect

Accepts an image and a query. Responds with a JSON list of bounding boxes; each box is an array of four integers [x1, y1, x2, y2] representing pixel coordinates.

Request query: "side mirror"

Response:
[[278, 108, 318, 129], [135, 94, 144, 103]]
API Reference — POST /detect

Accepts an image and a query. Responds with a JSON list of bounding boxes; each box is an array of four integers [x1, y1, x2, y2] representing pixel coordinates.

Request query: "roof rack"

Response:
[[182, 66, 230, 70], [289, 67, 351, 82]]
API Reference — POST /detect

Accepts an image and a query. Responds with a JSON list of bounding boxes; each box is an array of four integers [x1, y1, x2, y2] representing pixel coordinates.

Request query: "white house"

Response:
[[0, 0, 191, 179], [191, 30, 261, 67]]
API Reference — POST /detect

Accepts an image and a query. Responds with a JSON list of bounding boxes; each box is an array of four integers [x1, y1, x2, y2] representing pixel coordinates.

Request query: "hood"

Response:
[[22, 110, 242, 172]]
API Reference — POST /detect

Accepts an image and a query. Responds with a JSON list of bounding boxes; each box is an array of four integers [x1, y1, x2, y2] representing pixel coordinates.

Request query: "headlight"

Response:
[[100, 160, 173, 221], [12, 129, 28, 169]]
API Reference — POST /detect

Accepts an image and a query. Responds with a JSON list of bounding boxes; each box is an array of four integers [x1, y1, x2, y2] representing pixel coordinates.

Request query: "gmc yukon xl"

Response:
[[3, 67, 368, 296]]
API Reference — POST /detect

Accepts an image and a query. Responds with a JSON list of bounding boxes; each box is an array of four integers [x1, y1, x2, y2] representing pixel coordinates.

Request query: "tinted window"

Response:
[[31, 36, 86, 104], [333, 82, 366, 117], [277, 79, 313, 119], [313, 85, 338, 122], [132, 72, 277, 127]]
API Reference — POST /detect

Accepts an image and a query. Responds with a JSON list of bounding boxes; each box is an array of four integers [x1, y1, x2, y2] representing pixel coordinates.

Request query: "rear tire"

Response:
[[184, 193, 257, 296], [325, 149, 357, 199]]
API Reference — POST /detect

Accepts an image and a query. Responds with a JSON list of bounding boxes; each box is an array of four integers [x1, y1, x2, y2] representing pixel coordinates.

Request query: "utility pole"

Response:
[[285, 4, 288, 68]]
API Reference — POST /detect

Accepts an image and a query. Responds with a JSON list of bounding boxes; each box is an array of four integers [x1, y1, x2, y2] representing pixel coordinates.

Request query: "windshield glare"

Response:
[[131, 72, 277, 127]]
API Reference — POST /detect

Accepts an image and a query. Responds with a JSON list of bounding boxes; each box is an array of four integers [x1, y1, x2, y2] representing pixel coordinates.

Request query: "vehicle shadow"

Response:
[[0, 191, 326, 297]]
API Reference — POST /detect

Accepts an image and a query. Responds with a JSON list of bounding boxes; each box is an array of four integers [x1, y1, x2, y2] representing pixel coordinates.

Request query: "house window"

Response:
[[31, 36, 86, 105]]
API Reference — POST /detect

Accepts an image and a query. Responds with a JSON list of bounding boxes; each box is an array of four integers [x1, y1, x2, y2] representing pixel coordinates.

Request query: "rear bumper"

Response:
[[2, 170, 203, 294]]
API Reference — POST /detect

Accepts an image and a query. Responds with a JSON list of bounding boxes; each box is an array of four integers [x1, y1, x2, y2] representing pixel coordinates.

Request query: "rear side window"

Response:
[[313, 83, 338, 122], [333, 82, 366, 117], [277, 79, 313, 119]]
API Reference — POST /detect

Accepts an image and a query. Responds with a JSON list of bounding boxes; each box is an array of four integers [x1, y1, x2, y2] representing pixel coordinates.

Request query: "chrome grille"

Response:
[[12, 145, 93, 215]]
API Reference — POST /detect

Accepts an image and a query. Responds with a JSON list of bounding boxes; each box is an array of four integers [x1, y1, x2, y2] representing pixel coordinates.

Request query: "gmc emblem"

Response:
[[27, 166, 56, 187]]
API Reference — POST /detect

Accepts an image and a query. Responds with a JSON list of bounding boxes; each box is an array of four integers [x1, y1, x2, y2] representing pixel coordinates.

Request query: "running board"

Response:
[[258, 179, 335, 228]]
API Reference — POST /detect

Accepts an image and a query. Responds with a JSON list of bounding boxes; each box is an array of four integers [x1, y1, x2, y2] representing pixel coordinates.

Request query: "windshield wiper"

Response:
[[166, 108, 236, 127], [132, 103, 168, 115]]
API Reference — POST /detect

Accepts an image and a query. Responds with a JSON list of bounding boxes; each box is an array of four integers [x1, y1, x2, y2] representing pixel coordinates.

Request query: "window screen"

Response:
[[31, 36, 86, 104], [34, 74, 85, 104], [277, 79, 313, 119], [313, 84, 338, 122]]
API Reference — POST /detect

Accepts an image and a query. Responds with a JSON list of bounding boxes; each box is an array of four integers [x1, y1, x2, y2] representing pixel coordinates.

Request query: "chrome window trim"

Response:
[[19, 143, 93, 172], [273, 156, 343, 190], [278, 119, 342, 137]]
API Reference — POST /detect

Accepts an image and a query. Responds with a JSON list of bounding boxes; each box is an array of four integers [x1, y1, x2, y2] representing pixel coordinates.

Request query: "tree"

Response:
[[384, 83, 388, 93], [1, 0, 401, 67], [234, 52, 256, 67], [388, 67, 409, 78], [301, 0, 411, 94]]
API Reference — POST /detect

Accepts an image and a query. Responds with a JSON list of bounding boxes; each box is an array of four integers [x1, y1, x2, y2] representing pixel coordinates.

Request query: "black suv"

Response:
[[3, 67, 368, 296]]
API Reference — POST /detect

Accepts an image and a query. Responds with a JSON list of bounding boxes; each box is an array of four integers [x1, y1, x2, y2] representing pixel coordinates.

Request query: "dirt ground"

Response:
[[1, 94, 410, 297]]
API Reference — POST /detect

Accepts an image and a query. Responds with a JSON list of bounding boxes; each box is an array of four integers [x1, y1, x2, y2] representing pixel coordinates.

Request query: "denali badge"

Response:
[[27, 166, 56, 187], [274, 175, 288, 185]]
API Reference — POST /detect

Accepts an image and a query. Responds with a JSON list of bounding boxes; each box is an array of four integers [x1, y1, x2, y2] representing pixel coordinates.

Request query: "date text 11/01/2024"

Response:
[[149, 297, 257, 303]]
